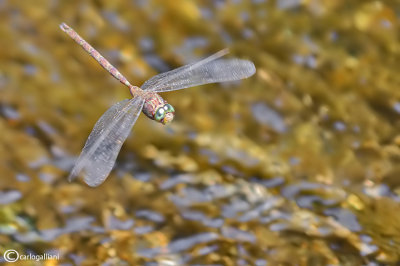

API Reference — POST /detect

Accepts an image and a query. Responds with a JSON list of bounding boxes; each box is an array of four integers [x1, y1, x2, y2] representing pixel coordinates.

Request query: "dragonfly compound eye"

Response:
[[155, 107, 165, 122], [161, 104, 175, 124], [165, 104, 175, 113]]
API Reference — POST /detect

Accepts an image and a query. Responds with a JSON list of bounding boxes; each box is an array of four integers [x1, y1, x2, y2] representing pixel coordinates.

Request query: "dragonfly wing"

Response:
[[141, 49, 255, 93], [68, 96, 145, 187]]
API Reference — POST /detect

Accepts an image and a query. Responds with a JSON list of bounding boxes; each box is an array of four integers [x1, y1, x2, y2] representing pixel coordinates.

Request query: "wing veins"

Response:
[[142, 49, 230, 91], [68, 96, 144, 186]]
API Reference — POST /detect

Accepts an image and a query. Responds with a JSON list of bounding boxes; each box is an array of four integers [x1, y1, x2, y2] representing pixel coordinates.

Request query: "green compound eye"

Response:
[[154, 107, 165, 121], [164, 104, 175, 113]]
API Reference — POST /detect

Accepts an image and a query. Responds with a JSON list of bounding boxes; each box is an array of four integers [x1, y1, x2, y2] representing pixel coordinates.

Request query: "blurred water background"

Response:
[[1, 0, 400, 265]]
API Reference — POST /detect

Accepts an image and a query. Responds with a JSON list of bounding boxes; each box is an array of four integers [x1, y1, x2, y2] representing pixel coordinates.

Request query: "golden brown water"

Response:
[[1, 0, 400, 265]]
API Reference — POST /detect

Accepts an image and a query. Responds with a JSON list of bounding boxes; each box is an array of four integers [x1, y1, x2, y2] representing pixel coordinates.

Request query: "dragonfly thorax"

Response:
[[142, 93, 175, 125]]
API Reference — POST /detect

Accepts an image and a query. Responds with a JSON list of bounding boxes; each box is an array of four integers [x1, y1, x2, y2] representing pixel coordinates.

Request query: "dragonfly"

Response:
[[60, 23, 256, 187]]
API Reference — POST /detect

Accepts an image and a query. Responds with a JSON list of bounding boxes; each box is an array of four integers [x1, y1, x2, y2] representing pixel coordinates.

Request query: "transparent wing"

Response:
[[68, 96, 145, 187], [142, 49, 256, 93]]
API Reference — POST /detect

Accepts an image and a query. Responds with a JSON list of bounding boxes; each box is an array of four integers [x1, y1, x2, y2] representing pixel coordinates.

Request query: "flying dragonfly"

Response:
[[60, 23, 256, 187]]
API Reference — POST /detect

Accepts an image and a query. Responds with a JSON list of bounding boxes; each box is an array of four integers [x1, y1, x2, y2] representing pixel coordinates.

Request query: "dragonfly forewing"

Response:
[[141, 50, 255, 93], [69, 96, 145, 187]]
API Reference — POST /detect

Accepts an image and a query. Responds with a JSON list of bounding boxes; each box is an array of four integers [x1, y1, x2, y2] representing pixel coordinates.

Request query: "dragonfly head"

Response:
[[154, 103, 175, 125]]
